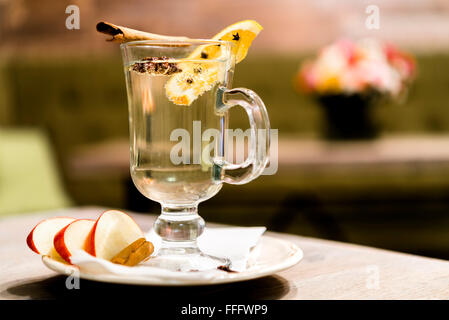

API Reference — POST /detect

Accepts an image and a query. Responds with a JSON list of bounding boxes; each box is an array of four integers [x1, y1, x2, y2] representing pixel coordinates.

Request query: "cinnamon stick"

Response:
[[96, 21, 189, 43], [110, 238, 154, 266]]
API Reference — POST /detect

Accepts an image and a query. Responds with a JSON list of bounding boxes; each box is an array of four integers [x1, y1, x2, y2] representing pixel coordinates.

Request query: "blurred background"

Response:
[[1, 0, 449, 259]]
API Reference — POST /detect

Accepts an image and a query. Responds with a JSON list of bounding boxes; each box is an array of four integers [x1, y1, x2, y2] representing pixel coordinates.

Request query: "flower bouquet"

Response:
[[295, 39, 415, 139]]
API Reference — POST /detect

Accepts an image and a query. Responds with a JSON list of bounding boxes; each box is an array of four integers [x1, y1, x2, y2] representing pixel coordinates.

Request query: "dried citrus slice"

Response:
[[166, 20, 263, 106], [165, 60, 225, 106], [200, 19, 263, 63]]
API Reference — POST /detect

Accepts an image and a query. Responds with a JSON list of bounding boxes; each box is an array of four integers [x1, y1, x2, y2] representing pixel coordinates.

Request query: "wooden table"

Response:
[[1, 207, 449, 300]]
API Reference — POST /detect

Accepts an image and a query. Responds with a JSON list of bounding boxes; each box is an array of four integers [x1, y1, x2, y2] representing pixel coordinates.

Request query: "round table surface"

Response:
[[1, 206, 449, 300]]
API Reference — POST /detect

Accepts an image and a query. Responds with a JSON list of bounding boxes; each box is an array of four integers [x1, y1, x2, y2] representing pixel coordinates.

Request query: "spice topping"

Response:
[[132, 56, 182, 75]]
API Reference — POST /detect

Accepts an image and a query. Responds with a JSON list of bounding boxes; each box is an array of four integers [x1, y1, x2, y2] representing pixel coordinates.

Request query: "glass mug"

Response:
[[121, 40, 270, 270]]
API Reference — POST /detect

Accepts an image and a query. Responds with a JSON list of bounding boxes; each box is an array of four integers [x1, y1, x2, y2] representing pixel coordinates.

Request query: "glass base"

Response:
[[143, 242, 229, 272], [147, 205, 229, 272]]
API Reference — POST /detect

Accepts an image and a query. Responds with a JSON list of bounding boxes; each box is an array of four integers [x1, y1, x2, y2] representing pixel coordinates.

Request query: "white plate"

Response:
[[42, 235, 303, 286]]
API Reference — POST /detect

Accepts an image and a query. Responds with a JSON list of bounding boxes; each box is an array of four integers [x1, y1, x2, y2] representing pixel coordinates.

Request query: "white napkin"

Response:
[[70, 227, 266, 280]]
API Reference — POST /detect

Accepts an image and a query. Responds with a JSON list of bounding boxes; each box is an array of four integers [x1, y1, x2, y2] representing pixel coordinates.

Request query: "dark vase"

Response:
[[317, 93, 381, 140]]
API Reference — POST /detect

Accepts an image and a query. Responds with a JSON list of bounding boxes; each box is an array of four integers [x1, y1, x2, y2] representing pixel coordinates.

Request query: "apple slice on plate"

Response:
[[86, 210, 144, 260], [26, 217, 75, 259], [54, 219, 95, 264]]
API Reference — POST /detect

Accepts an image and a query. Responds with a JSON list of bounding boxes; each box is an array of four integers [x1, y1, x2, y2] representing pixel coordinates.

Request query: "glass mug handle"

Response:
[[215, 87, 271, 185]]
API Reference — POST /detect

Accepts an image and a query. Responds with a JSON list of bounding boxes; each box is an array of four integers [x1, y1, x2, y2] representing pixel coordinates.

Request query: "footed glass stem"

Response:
[[145, 205, 229, 271]]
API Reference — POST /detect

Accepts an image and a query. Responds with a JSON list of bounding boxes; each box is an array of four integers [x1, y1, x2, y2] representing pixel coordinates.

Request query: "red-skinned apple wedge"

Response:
[[53, 219, 95, 264], [26, 217, 75, 256], [86, 210, 144, 260]]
